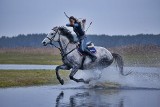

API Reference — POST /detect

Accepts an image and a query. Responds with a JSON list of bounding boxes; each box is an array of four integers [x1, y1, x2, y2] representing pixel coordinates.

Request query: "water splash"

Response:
[[59, 66, 160, 89]]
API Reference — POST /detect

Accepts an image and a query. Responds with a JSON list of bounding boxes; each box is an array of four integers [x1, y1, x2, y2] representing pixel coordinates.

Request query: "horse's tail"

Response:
[[112, 53, 130, 76]]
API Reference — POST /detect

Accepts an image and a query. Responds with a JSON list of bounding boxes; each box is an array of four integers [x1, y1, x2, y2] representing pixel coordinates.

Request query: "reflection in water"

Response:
[[55, 91, 64, 107], [70, 92, 90, 107], [119, 99, 124, 107], [55, 90, 124, 107], [56, 91, 90, 107], [0, 86, 160, 107]]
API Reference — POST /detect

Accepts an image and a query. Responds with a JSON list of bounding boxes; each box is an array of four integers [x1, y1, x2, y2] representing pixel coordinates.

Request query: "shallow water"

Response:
[[0, 64, 58, 70], [0, 65, 160, 107], [0, 86, 160, 107]]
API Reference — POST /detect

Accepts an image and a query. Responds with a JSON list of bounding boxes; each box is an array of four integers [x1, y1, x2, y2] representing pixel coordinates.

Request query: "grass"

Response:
[[0, 70, 69, 88], [1, 45, 159, 88], [0, 47, 62, 65], [0, 53, 62, 65], [89, 81, 121, 89], [0, 45, 160, 66], [0, 70, 121, 88], [108, 45, 160, 67]]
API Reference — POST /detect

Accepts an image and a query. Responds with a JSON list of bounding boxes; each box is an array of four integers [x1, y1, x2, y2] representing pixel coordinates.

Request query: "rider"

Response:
[[66, 16, 97, 62]]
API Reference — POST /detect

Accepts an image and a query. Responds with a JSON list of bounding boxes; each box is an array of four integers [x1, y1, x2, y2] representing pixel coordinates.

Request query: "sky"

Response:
[[0, 0, 160, 37]]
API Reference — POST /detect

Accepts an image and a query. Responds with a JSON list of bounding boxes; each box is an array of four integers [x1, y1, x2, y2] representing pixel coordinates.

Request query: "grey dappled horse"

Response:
[[42, 26, 129, 85]]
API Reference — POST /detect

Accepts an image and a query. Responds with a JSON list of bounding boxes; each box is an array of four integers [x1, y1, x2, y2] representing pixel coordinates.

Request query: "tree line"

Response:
[[0, 33, 160, 48]]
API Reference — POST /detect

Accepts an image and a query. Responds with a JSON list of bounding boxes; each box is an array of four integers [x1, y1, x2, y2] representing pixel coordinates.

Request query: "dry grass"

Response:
[[0, 45, 160, 66], [0, 47, 62, 65], [108, 45, 160, 67], [0, 70, 70, 88], [0, 47, 60, 55]]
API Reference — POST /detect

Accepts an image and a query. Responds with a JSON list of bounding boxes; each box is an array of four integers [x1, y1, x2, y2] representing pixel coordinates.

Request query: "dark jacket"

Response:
[[66, 22, 85, 40]]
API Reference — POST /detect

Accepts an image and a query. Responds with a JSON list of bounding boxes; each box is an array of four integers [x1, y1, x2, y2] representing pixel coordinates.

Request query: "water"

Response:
[[0, 65, 160, 107], [0, 64, 58, 70], [71, 66, 160, 89], [0, 86, 160, 107]]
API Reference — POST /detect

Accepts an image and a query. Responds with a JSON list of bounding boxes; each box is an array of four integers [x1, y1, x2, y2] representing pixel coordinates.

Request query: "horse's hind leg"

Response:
[[69, 66, 89, 84], [56, 64, 70, 85]]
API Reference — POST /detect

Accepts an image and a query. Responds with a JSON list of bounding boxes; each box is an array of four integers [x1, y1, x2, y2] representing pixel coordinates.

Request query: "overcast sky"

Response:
[[0, 0, 160, 37]]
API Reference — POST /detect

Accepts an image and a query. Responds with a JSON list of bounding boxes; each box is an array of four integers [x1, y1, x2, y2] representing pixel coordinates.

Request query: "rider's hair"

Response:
[[69, 16, 78, 23]]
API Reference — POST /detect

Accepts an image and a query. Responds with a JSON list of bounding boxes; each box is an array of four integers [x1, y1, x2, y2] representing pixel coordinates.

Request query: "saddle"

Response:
[[76, 41, 96, 69], [77, 41, 96, 56]]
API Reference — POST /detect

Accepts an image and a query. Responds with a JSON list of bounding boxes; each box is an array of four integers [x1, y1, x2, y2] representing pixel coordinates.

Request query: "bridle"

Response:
[[46, 27, 76, 60], [46, 28, 59, 44]]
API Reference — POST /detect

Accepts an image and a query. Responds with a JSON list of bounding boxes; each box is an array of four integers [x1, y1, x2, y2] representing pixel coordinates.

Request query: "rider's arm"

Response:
[[66, 24, 72, 27], [74, 23, 79, 27], [66, 23, 79, 27]]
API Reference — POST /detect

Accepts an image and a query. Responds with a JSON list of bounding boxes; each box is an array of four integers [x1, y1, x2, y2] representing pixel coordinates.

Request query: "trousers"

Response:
[[79, 36, 88, 52]]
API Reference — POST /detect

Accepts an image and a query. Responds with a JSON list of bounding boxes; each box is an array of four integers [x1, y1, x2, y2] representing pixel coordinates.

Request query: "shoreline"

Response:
[[0, 70, 69, 88], [0, 67, 159, 88]]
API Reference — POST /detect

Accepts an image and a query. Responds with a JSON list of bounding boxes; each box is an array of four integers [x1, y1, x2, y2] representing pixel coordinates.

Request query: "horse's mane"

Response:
[[58, 26, 75, 43]]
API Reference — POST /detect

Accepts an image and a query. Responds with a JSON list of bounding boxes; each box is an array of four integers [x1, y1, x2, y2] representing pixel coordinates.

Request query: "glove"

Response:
[[82, 19, 86, 23]]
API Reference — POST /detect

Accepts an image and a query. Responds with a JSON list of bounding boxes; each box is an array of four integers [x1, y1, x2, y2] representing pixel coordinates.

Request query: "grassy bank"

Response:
[[0, 45, 159, 88], [109, 45, 160, 67], [0, 70, 69, 88], [0, 45, 160, 67], [0, 47, 62, 65], [0, 70, 120, 88]]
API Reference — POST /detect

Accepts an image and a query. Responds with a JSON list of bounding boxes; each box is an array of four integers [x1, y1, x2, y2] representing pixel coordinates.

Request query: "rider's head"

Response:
[[69, 16, 77, 25]]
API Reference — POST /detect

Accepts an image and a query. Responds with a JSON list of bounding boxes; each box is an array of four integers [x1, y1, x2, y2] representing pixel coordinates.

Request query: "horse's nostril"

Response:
[[43, 42, 46, 45]]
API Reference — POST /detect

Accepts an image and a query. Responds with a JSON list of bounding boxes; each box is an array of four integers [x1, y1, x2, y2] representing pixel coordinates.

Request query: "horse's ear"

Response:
[[51, 27, 55, 30], [52, 26, 58, 31]]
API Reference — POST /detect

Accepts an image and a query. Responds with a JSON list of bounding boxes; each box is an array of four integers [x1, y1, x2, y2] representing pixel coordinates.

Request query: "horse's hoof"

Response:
[[60, 79, 64, 85]]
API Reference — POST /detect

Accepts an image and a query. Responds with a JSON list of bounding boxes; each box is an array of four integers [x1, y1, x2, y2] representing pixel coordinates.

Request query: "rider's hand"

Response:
[[82, 19, 86, 23]]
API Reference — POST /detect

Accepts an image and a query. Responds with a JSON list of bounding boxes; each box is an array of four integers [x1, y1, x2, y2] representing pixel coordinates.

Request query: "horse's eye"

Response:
[[51, 33, 54, 35]]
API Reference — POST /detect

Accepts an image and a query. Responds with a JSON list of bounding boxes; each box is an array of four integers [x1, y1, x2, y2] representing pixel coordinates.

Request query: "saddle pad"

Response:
[[77, 47, 96, 56]]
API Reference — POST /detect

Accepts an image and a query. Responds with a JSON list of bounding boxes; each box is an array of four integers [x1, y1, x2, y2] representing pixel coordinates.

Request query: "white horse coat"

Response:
[[42, 27, 128, 85]]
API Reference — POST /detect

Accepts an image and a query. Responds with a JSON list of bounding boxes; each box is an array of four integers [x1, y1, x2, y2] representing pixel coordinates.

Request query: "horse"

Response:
[[42, 26, 130, 85]]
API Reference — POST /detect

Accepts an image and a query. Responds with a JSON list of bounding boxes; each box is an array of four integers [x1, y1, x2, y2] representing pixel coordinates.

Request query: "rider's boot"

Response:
[[85, 49, 97, 62]]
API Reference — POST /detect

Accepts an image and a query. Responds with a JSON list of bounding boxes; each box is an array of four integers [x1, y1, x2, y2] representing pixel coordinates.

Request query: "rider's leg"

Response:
[[84, 48, 97, 62], [56, 64, 71, 85], [80, 37, 86, 52], [80, 37, 97, 62], [69, 66, 89, 84]]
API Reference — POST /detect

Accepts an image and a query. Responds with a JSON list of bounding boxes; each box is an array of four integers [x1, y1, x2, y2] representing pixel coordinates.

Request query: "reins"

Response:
[[48, 27, 77, 60]]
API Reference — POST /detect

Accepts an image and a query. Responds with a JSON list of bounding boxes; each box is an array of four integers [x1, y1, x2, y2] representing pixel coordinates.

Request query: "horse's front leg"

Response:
[[69, 66, 90, 84], [55, 64, 70, 85]]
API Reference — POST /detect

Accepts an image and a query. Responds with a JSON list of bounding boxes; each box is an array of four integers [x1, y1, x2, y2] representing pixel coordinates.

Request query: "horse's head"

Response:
[[42, 26, 60, 46], [42, 26, 74, 46]]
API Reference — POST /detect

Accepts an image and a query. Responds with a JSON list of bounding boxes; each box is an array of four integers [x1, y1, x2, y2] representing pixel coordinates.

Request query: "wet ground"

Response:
[[0, 85, 160, 107], [0, 64, 58, 70], [0, 65, 160, 107]]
